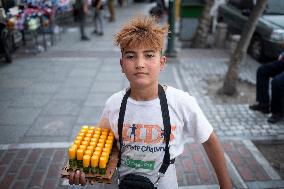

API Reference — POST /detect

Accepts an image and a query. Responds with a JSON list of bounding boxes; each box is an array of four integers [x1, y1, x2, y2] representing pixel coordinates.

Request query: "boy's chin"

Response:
[[130, 81, 156, 88]]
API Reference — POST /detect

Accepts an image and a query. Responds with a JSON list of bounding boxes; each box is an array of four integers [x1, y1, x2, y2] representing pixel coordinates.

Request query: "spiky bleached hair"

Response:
[[114, 16, 169, 52]]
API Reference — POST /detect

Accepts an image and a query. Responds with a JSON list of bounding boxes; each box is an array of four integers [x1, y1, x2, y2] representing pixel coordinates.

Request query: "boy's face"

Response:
[[120, 47, 166, 88]]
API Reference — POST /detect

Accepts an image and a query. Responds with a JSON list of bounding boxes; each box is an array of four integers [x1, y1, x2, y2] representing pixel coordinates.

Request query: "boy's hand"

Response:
[[69, 170, 86, 185]]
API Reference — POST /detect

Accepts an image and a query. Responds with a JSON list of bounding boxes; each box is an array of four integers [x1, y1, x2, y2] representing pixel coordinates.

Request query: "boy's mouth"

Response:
[[134, 72, 148, 75]]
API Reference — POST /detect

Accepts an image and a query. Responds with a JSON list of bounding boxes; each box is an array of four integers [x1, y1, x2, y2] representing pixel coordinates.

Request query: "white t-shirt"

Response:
[[101, 86, 213, 189]]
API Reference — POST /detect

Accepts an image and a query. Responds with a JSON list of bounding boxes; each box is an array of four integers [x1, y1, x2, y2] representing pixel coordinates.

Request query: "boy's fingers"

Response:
[[74, 170, 81, 185], [69, 172, 75, 185], [80, 172, 87, 186]]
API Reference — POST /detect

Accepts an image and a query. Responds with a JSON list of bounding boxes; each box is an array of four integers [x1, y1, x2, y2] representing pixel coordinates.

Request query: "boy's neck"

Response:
[[129, 84, 159, 101]]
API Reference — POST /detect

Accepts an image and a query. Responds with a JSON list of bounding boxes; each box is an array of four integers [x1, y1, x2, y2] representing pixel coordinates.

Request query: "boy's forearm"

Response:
[[202, 133, 232, 189], [97, 117, 111, 129]]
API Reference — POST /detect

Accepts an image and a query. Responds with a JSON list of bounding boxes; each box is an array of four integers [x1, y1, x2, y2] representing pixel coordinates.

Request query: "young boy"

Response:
[[69, 16, 232, 189]]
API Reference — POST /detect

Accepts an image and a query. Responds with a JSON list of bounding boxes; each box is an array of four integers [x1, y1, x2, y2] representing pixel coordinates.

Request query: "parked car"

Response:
[[218, 0, 284, 61]]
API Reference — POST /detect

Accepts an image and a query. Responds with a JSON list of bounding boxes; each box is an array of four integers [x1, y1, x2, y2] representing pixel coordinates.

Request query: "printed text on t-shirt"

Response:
[[122, 123, 176, 144]]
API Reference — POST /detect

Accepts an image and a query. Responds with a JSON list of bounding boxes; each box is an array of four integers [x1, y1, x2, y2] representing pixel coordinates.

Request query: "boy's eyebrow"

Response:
[[123, 50, 155, 54]]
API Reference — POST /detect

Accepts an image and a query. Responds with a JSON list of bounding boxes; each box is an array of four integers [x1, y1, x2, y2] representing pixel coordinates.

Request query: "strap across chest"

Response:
[[117, 84, 175, 175]]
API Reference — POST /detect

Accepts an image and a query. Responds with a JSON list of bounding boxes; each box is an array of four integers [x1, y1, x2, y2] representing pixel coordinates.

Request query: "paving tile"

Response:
[[26, 149, 42, 164], [76, 106, 103, 127], [0, 125, 30, 144], [10, 180, 29, 189], [26, 116, 76, 137], [53, 87, 90, 100], [36, 157, 52, 171], [10, 94, 52, 107], [42, 178, 58, 189], [24, 82, 60, 94], [0, 165, 7, 179], [7, 159, 23, 173], [0, 101, 11, 114], [15, 149, 30, 160], [84, 93, 113, 107], [52, 149, 66, 165], [42, 149, 55, 157], [0, 107, 41, 125], [18, 164, 34, 180], [90, 81, 124, 93], [69, 68, 98, 78], [95, 72, 124, 82], [28, 170, 46, 188], [0, 150, 17, 166], [47, 163, 62, 179], [62, 76, 94, 89], [0, 78, 33, 89], [0, 173, 16, 189], [19, 136, 69, 143], [41, 100, 83, 116]]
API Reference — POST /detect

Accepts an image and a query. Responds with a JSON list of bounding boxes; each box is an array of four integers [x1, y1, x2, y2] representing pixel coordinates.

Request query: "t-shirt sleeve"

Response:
[[184, 94, 213, 144], [100, 97, 111, 120], [98, 97, 114, 131]]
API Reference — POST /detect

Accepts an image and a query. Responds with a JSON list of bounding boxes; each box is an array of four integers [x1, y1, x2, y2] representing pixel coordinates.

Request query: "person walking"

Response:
[[92, 0, 104, 35], [107, 0, 115, 22], [249, 51, 284, 123], [74, 0, 90, 41]]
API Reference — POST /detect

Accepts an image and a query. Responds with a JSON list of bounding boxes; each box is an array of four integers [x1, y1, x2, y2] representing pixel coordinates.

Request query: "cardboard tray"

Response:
[[61, 146, 119, 184]]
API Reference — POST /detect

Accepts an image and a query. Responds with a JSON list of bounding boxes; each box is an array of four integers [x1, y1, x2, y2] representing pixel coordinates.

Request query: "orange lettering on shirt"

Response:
[[148, 125, 162, 144], [170, 125, 176, 141], [134, 124, 143, 142], [144, 125, 160, 144], [122, 124, 131, 142]]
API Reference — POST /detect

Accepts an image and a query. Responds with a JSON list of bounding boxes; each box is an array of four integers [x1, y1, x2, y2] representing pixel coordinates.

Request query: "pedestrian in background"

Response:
[[117, 0, 124, 7], [74, 0, 90, 41], [249, 48, 284, 124], [107, 0, 115, 22], [92, 0, 104, 35]]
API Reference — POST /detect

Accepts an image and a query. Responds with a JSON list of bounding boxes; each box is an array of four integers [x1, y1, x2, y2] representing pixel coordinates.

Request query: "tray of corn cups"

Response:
[[61, 125, 118, 184]]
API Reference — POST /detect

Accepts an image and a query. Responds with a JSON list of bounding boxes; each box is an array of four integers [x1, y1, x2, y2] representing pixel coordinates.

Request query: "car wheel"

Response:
[[249, 35, 265, 61]]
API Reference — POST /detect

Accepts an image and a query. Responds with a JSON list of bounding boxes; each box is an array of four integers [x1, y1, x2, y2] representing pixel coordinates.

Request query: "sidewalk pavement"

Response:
[[0, 1, 283, 189]]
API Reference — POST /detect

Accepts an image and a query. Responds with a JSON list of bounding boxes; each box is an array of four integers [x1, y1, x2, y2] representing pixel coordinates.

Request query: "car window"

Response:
[[264, 0, 284, 15]]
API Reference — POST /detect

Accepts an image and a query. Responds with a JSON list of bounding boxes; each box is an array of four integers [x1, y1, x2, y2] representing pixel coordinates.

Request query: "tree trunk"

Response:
[[190, 0, 214, 48], [220, 0, 268, 96]]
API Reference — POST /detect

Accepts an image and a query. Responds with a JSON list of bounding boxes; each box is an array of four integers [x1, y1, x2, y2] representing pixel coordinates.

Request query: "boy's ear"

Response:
[[120, 59, 125, 73], [160, 56, 167, 71]]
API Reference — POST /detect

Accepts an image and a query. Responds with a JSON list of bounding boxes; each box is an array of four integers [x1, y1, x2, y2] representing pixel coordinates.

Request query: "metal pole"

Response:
[[165, 0, 177, 57]]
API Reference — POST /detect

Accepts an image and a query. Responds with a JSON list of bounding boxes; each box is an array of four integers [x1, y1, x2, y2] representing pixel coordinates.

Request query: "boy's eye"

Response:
[[125, 54, 134, 59], [146, 53, 155, 58]]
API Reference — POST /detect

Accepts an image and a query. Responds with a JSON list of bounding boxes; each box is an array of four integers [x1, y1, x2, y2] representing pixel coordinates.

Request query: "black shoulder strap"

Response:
[[157, 84, 172, 174], [117, 88, 131, 168], [117, 85, 174, 174]]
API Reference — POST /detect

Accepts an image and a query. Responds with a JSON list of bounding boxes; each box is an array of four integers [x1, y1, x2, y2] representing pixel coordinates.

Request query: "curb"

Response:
[[243, 140, 280, 180]]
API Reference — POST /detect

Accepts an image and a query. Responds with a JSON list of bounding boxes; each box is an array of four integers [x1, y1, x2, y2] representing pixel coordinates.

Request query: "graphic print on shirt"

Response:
[[121, 123, 176, 170]]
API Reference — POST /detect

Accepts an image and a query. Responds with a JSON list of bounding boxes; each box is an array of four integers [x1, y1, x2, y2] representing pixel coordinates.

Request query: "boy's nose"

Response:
[[135, 58, 145, 69]]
